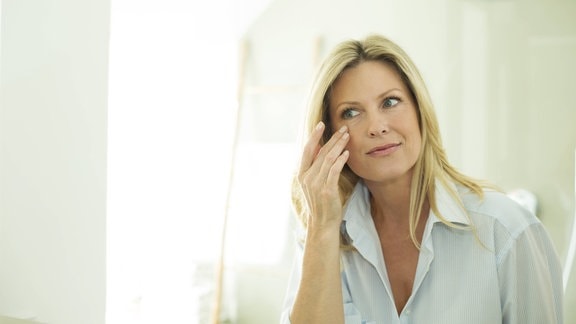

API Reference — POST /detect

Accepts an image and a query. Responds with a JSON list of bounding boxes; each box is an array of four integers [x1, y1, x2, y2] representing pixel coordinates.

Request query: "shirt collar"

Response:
[[342, 181, 370, 223], [342, 179, 471, 231], [430, 180, 471, 226], [341, 181, 375, 247]]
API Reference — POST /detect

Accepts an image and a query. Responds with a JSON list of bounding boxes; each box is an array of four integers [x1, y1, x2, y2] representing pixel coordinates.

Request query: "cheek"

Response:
[[344, 136, 364, 167], [406, 131, 423, 161], [344, 129, 361, 152]]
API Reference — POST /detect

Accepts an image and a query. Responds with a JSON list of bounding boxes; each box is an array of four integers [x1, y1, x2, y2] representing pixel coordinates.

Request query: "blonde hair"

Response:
[[292, 34, 489, 248]]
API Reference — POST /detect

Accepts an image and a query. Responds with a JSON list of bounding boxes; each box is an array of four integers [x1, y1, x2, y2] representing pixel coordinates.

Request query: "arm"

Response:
[[498, 221, 564, 323], [290, 222, 344, 323], [288, 122, 350, 324]]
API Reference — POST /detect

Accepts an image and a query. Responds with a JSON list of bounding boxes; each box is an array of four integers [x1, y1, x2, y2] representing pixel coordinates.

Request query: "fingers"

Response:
[[325, 150, 349, 188], [313, 125, 349, 176], [299, 122, 349, 184], [299, 121, 325, 175]]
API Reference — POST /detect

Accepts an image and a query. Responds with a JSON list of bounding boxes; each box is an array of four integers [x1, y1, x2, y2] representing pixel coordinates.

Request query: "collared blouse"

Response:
[[280, 181, 563, 324]]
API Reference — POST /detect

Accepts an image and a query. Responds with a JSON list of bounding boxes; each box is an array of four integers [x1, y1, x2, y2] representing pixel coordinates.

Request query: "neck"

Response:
[[367, 179, 430, 246], [365, 176, 412, 226]]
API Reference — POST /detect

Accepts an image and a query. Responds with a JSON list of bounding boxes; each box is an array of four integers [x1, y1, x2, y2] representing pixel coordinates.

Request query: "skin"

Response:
[[291, 60, 428, 322]]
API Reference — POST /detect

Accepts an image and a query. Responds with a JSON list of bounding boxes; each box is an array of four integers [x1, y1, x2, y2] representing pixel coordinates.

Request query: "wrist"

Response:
[[305, 222, 342, 245]]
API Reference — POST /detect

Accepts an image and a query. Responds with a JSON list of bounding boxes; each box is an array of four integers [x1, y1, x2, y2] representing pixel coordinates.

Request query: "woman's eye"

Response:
[[341, 108, 360, 119], [383, 97, 400, 108]]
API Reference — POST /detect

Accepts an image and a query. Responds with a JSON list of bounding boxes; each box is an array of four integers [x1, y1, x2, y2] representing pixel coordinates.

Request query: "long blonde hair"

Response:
[[292, 34, 487, 248]]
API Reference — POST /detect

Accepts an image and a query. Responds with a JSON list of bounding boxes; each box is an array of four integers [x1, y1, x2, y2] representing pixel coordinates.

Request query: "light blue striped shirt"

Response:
[[281, 181, 563, 323]]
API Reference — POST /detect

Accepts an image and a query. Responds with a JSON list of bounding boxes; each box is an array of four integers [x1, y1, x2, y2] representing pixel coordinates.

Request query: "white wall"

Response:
[[0, 0, 109, 323]]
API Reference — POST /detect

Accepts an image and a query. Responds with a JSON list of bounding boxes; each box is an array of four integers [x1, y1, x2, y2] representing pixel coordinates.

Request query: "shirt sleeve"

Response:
[[496, 221, 564, 323]]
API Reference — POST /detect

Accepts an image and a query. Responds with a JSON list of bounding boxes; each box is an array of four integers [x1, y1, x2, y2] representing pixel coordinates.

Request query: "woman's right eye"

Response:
[[341, 108, 359, 119]]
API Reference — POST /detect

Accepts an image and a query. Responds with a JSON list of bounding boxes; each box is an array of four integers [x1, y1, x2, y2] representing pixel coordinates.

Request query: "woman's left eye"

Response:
[[383, 97, 400, 108]]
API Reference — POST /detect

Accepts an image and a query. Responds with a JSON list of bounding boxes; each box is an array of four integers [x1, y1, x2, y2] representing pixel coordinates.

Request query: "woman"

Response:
[[281, 35, 563, 323]]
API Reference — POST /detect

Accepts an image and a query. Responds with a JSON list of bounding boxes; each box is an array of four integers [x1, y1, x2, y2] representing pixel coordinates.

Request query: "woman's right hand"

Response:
[[291, 121, 350, 324], [297, 121, 350, 231]]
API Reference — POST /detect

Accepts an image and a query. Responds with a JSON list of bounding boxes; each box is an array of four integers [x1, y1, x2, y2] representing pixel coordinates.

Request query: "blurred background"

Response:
[[0, 0, 575, 323]]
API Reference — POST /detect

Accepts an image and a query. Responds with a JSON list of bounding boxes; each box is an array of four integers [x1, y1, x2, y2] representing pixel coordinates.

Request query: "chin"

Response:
[[357, 167, 413, 185]]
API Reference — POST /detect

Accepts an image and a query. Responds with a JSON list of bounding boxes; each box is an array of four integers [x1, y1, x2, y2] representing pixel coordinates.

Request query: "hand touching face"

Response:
[[297, 122, 350, 230]]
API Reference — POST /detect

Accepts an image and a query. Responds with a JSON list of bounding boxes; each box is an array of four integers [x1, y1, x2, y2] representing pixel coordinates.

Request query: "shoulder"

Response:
[[458, 187, 540, 238]]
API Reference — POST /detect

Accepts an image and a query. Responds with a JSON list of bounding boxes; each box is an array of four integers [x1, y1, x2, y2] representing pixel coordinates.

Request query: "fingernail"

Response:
[[339, 125, 347, 133], [316, 121, 325, 130]]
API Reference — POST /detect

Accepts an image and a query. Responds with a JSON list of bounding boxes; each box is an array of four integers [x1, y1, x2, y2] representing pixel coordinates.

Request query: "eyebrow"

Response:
[[334, 88, 403, 111]]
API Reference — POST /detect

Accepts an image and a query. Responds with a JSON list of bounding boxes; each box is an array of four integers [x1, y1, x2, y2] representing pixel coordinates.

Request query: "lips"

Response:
[[366, 143, 401, 155]]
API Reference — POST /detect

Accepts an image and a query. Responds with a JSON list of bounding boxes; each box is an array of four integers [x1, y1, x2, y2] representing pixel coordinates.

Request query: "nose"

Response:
[[367, 113, 389, 137]]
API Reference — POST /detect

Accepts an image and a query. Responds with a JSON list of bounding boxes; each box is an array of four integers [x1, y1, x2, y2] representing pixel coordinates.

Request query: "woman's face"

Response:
[[328, 60, 421, 186]]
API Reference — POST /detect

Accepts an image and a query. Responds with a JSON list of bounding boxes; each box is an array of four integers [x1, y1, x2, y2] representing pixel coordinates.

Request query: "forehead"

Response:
[[330, 60, 406, 104]]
